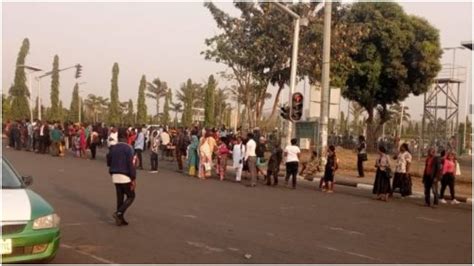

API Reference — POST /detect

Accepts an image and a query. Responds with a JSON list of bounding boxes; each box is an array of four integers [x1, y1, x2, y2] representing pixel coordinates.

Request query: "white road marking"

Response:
[[345, 251, 379, 261], [319, 245, 340, 252], [186, 241, 224, 253], [328, 226, 364, 236], [356, 183, 373, 190], [227, 247, 240, 252], [416, 216, 445, 223], [62, 221, 109, 227], [61, 243, 116, 264], [181, 214, 197, 219]]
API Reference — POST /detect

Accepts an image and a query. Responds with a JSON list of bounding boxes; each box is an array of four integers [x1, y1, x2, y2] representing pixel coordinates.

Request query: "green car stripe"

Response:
[[25, 189, 54, 220]]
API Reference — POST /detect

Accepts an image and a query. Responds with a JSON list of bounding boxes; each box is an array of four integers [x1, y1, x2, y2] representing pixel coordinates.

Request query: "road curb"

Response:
[[297, 176, 471, 204]]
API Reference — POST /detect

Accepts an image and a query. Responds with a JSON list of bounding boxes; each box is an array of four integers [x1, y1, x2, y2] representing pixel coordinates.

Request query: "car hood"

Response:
[[2, 189, 31, 222]]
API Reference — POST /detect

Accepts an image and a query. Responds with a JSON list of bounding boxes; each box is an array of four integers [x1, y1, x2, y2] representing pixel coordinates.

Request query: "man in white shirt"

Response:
[[159, 129, 171, 159], [244, 132, 257, 187], [284, 138, 301, 189]]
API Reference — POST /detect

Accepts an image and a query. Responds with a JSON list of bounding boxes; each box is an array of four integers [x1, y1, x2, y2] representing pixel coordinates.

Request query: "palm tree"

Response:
[[349, 102, 365, 135], [146, 78, 168, 118], [170, 102, 183, 127], [84, 94, 109, 123]]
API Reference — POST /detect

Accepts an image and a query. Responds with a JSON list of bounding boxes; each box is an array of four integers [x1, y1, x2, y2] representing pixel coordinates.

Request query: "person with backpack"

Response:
[[284, 138, 301, 189], [322, 145, 338, 193]]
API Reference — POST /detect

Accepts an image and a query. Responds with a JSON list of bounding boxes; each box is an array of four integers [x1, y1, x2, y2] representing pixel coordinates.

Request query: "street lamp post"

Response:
[[273, 1, 307, 146], [319, 1, 332, 160]]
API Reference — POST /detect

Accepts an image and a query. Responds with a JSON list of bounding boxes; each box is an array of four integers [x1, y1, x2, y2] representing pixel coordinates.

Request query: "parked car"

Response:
[[1, 157, 60, 263]]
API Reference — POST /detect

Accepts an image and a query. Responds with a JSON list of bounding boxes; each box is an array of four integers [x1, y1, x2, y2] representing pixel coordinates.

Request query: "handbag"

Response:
[[455, 162, 462, 176], [204, 162, 212, 171]]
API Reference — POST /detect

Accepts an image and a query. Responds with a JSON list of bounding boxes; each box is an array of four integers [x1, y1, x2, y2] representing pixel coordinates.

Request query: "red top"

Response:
[[442, 159, 455, 175], [425, 156, 434, 175]]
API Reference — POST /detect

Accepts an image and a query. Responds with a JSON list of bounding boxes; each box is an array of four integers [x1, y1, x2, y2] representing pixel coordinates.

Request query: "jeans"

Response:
[[135, 149, 143, 169], [115, 183, 135, 215], [423, 174, 439, 205], [285, 162, 299, 188], [150, 152, 158, 171]]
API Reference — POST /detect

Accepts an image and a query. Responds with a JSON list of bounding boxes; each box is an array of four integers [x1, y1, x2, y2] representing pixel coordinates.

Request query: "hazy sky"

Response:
[[2, 1, 472, 120]]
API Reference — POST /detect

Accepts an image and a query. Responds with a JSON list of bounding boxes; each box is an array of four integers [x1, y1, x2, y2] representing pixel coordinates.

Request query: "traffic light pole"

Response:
[[319, 1, 332, 160]]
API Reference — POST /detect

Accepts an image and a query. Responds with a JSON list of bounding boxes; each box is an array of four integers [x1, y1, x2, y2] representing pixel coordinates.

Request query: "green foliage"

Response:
[[146, 77, 168, 118], [9, 38, 31, 120], [108, 63, 121, 125], [170, 101, 183, 127], [342, 2, 441, 147], [136, 75, 147, 125], [177, 79, 200, 127], [2, 94, 12, 122], [49, 55, 61, 121], [125, 99, 135, 126], [69, 83, 80, 122], [162, 90, 171, 125], [204, 75, 216, 127], [84, 94, 109, 123]]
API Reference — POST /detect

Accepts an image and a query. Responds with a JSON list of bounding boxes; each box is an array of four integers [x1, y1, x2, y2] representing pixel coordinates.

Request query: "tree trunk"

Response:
[[365, 107, 377, 152], [267, 84, 284, 122]]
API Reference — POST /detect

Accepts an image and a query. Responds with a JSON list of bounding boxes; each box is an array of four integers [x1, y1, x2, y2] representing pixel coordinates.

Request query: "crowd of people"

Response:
[[3, 119, 463, 225]]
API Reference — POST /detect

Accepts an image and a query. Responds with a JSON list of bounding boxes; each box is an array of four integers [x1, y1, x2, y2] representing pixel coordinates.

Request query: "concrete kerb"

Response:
[[297, 176, 471, 204]]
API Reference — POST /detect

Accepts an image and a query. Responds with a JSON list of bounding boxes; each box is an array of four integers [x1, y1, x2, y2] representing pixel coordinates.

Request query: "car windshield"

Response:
[[2, 158, 24, 189]]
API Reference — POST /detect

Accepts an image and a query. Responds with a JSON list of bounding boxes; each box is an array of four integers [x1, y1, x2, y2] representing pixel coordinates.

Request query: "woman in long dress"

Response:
[[373, 146, 391, 201], [187, 131, 200, 177], [231, 137, 246, 182], [216, 137, 231, 181], [198, 130, 216, 179]]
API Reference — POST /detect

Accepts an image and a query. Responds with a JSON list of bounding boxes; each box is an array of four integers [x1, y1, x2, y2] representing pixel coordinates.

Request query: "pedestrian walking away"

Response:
[[266, 141, 283, 186], [106, 128, 137, 226], [284, 138, 301, 189], [372, 145, 391, 201]]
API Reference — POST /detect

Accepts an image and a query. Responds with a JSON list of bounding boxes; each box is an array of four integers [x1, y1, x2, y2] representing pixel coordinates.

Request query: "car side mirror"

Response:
[[22, 176, 33, 187]]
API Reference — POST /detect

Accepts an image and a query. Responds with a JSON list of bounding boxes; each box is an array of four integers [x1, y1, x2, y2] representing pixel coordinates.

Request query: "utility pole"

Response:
[[319, 1, 332, 159]]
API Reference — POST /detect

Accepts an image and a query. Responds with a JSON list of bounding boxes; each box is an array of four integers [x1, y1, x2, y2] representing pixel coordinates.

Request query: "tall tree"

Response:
[[9, 38, 31, 120], [2, 93, 12, 122], [108, 63, 121, 125], [342, 2, 442, 149], [124, 99, 135, 126], [162, 90, 171, 125], [146, 78, 168, 118], [69, 83, 80, 122], [136, 75, 147, 125], [49, 55, 61, 121], [204, 75, 216, 127], [177, 79, 198, 127], [170, 102, 183, 127]]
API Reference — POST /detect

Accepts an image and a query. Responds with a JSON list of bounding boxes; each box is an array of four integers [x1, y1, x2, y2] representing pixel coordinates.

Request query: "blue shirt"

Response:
[[134, 132, 145, 150]]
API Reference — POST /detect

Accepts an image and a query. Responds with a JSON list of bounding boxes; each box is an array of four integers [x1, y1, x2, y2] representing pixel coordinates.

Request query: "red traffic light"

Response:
[[292, 92, 303, 103]]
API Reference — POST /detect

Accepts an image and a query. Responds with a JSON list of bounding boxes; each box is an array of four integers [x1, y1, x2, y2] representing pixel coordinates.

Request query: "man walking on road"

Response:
[[107, 128, 137, 226], [284, 138, 301, 189]]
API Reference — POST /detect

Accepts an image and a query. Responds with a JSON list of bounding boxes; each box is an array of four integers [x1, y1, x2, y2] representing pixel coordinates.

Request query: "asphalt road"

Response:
[[3, 147, 472, 264]]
